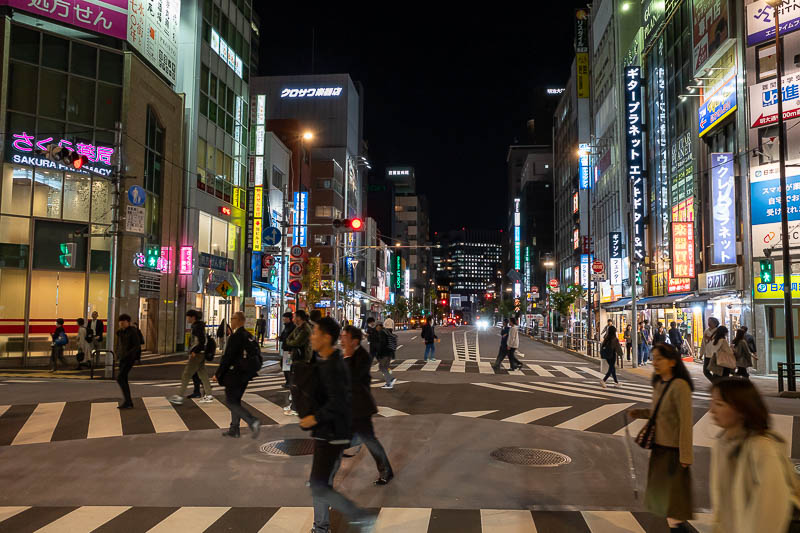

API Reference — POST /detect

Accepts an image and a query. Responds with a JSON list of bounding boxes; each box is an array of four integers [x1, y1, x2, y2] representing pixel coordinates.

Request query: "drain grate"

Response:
[[259, 439, 316, 457], [490, 447, 572, 467]]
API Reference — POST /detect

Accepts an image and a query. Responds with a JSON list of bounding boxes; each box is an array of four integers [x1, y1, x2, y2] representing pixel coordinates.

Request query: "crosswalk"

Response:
[[0, 506, 714, 532], [369, 359, 611, 378], [133, 373, 288, 393]]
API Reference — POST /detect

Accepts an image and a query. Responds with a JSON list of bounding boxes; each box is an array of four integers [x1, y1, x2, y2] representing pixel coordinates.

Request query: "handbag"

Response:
[[76, 350, 85, 362], [714, 341, 737, 369], [635, 379, 674, 449]]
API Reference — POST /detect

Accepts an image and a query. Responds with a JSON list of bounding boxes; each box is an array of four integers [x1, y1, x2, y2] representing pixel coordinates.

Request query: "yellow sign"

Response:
[[216, 280, 233, 297], [253, 219, 262, 252], [254, 186, 263, 218], [754, 275, 800, 299], [577, 53, 590, 98]]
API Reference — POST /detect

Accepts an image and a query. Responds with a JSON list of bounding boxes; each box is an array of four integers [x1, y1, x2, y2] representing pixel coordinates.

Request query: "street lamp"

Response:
[[302, 131, 314, 141], [765, 0, 797, 393]]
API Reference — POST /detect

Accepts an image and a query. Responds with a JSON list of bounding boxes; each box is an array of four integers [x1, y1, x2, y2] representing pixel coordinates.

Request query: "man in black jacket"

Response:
[[278, 312, 295, 389], [285, 309, 313, 416], [300, 317, 376, 532], [421, 318, 438, 361], [87, 311, 104, 352], [214, 311, 261, 439], [342, 325, 393, 485], [365, 317, 380, 362], [168, 310, 213, 405], [492, 318, 510, 370], [114, 314, 141, 409]]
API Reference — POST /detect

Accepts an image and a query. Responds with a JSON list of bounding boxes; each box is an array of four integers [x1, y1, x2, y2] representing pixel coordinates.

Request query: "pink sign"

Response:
[[160, 246, 173, 274], [179, 246, 192, 275], [4, 0, 129, 41]]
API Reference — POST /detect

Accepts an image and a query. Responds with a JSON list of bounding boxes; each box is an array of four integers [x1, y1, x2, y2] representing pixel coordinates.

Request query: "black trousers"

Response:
[[50, 346, 68, 370], [352, 417, 392, 476], [117, 357, 135, 405], [494, 345, 509, 367], [191, 372, 201, 395], [257, 331, 266, 345], [310, 440, 364, 531], [224, 378, 256, 428], [496, 347, 522, 369], [603, 357, 618, 383]]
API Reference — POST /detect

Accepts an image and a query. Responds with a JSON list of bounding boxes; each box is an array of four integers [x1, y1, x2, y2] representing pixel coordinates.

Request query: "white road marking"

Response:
[[12, 402, 65, 446], [0, 405, 9, 417], [473, 383, 534, 394], [464, 331, 471, 361], [396, 345, 404, 350], [142, 396, 189, 433], [374, 507, 431, 532], [453, 410, 498, 418], [377, 406, 408, 417], [35, 506, 130, 533], [580, 510, 645, 533], [568, 382, 653, 401], [259, 507, 314, 533], [146, 506, 230, 533], [578, 367, 607, 379], [547, 382, 651, 402], [506, 368, 525, 376], [246, 385, 285, 393], [193, 397, 247, 428], [421, 360, 441, 372], [0, 507, 29, 524], [370, 380, 408, 388], [501, 406, 570, 424], [501, 382, 602, 399], [450, 360, 466, 373], [393, 360, 417, 371], [411, 336, 417, 340], [552, 365, 584, 379], [243, 394, 297, 424], [614, 418, 648, 437], [480, 509, 537, 532], [556, 403, 635, 431], [475, 329, 481, 362], [526, 364, 554, 377], [693, 411, 722, 447], [87, 402, 123, 439], [478, 361, 494, 374]]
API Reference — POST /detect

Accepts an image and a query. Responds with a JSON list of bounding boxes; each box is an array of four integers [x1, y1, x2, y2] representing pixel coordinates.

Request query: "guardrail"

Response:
[[777, 362, 800, 394], [89, 349, 116, 380], [523, 327, 637, 368]]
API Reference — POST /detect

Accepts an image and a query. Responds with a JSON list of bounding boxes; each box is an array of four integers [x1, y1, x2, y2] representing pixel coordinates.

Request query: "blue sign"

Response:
[[698, 75, 737, 138], [750, 174, 800, 225], [624, 66, 646, 262], [292, 192, 308, 247], [711, 153, 736, 264], [746, 1, 800, 47], [263, 227, 282, 246], [579, 143, 590, 190], [128, 185, 146, 207]]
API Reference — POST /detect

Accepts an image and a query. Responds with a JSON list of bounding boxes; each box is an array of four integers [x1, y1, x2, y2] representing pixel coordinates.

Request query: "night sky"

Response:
[[255, 4, 589, 235]]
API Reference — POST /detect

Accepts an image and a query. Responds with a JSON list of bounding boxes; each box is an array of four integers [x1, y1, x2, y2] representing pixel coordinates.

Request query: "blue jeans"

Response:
[[424, 343, 435, 360], [638, 343, 650, 365]]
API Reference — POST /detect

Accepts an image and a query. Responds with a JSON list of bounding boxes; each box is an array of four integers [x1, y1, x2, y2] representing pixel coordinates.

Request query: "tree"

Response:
[[386, 296, 408, 322], [301, 258, 322, 308], [549, 285, 584, 331]]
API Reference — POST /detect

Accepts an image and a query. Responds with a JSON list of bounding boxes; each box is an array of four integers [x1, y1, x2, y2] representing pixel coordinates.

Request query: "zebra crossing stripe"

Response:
[[501, 382, 602, 399], [259, 506, 314, 532], [246, 384, 284, 393], [614, 418, 647, 437], [421, 360, 440, 371], [546, 382, 651, 402], [453, 410, 498, 418], [555, 403, 635, 431], [507, 368, 525, 376], [141, 396, 188, 433], [552, 365, 583, 379], [12, 401, 65, 446], [393, 360, 417, 371], [147, 506, 230, 533], [377, 406, 408, 417], [526, 364, 553, 377], [0, 507, 28, 524], [193, 397, 247, 428], [35, 506, 130, 533], [0, 405, 9, 418], [578, 367, 607, 379], [243, 394, 296, 424], [88, 402, 123, 439], [377, 507, 431, 531], [477, 361, 494, 374], [480, 509, 537, 532], [501, 406, 570, 424], [581, 510, 645, 533], [450, 360, 466, 373], [473, 383, 534, 394]]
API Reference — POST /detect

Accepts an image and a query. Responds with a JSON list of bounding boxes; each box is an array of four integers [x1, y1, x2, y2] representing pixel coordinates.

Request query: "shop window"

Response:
[[98, 50, 122, 85], [42, 33, 69, 71], [211, 216, 227, 257], [0, 268, 28, 356], [67, 77, 95, 125], [11, 25, 39, 63], [96, 84, 122, 130], [90, 179, 112, 224], [38, 69, 68, 120], [33, 169, 62, 219], [28, 270, 86, 351], [90, 224, 110, 272], [198, 212, 211, 255], [32, 220, 86, 271], [769, 307, 800, 339], [8, 62, 37, 114], [0, 215, 30, 269], [70, 42, 97, 78], [87, 272, 109, 316], [1, 165, 33, 216], [62, 173, 91, 222], [232, 225, 241, 272]]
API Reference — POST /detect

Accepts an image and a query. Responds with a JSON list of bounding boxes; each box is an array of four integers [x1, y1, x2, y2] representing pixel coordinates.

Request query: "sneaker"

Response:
[[380, 384, 392, 389], [199, 395, 214, 403], [221, 427, 240, 438], [388, 378, 397, 389], [600, 380, 607, 389], [167, 395, 184, 406], [284, 409, 298, 416], [250, 419, 262, 439], [186, 392, 202, 399]]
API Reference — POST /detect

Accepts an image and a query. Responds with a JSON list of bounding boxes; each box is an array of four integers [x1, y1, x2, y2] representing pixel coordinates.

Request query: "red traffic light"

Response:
[[349, 218, 363, 230], [72, 155, 88, 169]]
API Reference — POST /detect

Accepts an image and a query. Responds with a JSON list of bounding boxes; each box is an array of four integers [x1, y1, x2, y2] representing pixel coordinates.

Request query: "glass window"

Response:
[[1, 166, 33, 216], [206, 143, 215, 169], [201, 64, 209, 94], [145, 194, 160, 239], [33, 169, 62, 219], [96, 84, 121, 130], [210, 74, 217, 99], [226, 87, 234, 113], [199, 93, 208, 118], [90, 224, 110, 272], [215, 176, 224, 199], [32, 220, 86, 270], [197, 137, 207, 170], [10, 25, 39, 63], [211, 216, 227, 257], [209, 101, 217, 123], [42, 34, 69, 71], [8, 62, 37, 113], [37, 118, 65, 138], [215, 149, 224, 175], [68, 77, 95, 125], [70, 42, 97, 78], [63, 173, 91, 222], [87, 272, 109, 315], [223, 181, 231, 203], [0, 268, 28, 356], [144, 108, 164, 241], [38, 69, 68, 120], [98, 50, 123, 84], [0, 215, 30, 270], [224, 154, 232, 181], [197, 169, 207, 191], [91, 179, 112, 224], [198, 212, 211, 254]]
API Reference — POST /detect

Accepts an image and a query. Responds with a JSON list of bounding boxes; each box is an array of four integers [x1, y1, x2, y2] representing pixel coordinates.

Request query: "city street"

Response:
[[0, 326, 795, 532]]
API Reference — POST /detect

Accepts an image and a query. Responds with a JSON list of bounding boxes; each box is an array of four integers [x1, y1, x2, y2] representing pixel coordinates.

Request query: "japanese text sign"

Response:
[[127, 0, 181, 84], [750, 164, 800, 226], [755, 274, 800, 299], [746, 1, 800, 47], [8, 131, 114, 176], [579, 143, 590, 189], [671, 221, 696, 278], [749, 69, 800, 128], [5, 0, 128, 40], [711, 153, 736, 264], [293, 192, 308, 247], [609, 231, 623, 259], [692, 0, 730, 73], [699, 74, 737, 137], [624, 66, 646, 262], [179, 246, 192, 275]]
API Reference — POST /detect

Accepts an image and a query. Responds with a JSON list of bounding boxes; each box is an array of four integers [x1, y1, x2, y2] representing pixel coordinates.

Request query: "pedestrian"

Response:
[[653, 321, 667, 344], [642, 320, 653, 362], [700, 317, 720, 383], [114, 314, 141, 409], [628, 343, 694, 531], [624, 324, 632, 361], [492, 318, 510, 370], [87, 310, 104, 354], [731, 328, 757, 379], [742, 326, 758, 363], [365, 317, 380, 363], [284, 309, 313, 416], [600, 319, 613, 339], [214, 311, 262, 439], [341, 325, 394, 486], [256, 316, 267, 346], [709, 378, 800, 533], [217, 318, 228, 353], [638, 321, 651, 365], [300, 317, 377, 532], [168, 310, 214, 405], [707, 326, 736, 381], [421, 317, 438, 361], [600, 325, 622, 388], [376, 319, 397, 389], [505, 317, 523, 370], [49, 318, 69, 371], [75, 318, 92, 370], [668, 322, 683, 351], [278, 312, 295, 389]]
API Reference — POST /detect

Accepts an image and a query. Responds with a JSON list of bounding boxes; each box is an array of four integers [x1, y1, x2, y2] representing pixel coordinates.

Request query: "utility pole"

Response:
[[334, 232, 341, 322], [107, 121, 123, 351], [277, 179, 288, 351]]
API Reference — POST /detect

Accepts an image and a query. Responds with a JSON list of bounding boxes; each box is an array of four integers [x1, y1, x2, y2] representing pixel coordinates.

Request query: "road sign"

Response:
[[263, 227, 282, 247], [290, 245, 303, 258], [128, 185, 146, 207], [215, 280, 233, 297], [289, 280, 302, 293], [591, 272, 606, 282], [289, 262, 303, 276], [548, 279, 559, 289], [592, 259, 605, 274], [263, 255, 275, 267]]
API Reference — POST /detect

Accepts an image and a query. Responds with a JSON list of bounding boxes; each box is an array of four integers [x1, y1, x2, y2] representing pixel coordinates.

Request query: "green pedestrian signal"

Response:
[[59, 243, 75, 269], [635, 265, 643, 285], [145, 245, 160, 269], [760, 259, 775, 283]]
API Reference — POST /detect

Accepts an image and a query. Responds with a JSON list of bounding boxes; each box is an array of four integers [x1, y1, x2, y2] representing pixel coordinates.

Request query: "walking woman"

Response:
[[628, 343, 694, 531], [600, 325, 622, 387], [707, 326, 736, 381], [624, 324, 632, 361], [709, 379, 800, 533], [731, 328, 757, 379]]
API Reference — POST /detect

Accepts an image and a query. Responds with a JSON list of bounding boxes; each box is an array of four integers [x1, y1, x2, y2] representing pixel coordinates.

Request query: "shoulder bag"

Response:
[[635, 379, 674, 449], [715, 340, 737, 369]]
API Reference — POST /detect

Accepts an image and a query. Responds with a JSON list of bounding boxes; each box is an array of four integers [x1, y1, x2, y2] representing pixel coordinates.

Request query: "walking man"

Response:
[[341, 325, 394, 485], [300, 317, 377, 532], [421, 317, 438, 361], [256, 316, 267, 346], [700, 317, 720, 383], [365, 317, 380, 363], [114, 314, 141, 409], [506, 317, 523, 370], [214, 311, 261, 439], [377, 319, 397, 389], [285, 309, 313, 416], [168, 310, 213, 405], [278, 311, 295, 389], [49, 318, 69, 371], [492, 318, 510, 370]]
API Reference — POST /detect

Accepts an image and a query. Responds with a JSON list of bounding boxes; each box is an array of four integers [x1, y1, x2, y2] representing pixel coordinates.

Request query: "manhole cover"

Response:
[[259, 439, 316, 457], [490, 447, 572, 467]]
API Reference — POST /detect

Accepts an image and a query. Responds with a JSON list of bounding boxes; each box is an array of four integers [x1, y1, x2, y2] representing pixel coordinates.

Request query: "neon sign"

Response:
[[293, 192, 308, 247], [210, 28, 243, 79], [9, 132, 114, 176], [624, 66, 646, 262], [179, 246, 192, 275], [280, 87, 342, 98]]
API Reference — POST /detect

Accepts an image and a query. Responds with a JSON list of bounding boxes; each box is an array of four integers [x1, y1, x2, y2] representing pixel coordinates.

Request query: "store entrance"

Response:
[[138, 297, 158, 353]]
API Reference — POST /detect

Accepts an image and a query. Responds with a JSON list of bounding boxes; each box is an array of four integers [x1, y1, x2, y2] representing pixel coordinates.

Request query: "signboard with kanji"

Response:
[[671, 221, 696, 278]]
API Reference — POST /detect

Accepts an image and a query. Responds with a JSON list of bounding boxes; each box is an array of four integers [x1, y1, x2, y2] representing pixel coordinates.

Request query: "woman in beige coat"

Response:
[[709, 379, 800, 533]]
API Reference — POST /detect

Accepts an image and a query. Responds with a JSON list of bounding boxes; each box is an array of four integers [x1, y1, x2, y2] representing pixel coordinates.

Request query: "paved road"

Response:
[[0, 326, 796, 532]]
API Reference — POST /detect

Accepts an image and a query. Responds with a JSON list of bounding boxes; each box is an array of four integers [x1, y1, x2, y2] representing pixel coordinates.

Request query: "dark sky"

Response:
[[255, 4, 588, 234]]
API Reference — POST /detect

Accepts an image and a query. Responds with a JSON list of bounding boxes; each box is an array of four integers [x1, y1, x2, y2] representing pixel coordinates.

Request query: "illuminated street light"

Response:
[[302, 131, 314, 140]]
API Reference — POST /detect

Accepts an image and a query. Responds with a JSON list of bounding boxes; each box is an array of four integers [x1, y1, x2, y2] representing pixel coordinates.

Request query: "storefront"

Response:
[[753, 272, 800, 374]]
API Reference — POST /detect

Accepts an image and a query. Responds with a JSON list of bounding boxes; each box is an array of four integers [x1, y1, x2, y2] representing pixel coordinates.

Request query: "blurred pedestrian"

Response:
[[377, 319, 398, 389], [506, 317, 523, 370], [492, 318, 511, 370], [168, 310, 213, 405], [114, 314, 141, 409], [75, 318, 91, 370], [653, 322, 667, 345], [700, 317, 720, 383], [255, 316, 266, 346], [668, 322, 683, 350], [708, 326, 735, 381], [600, 325, 622, 388], [49, 318, 68, 371], [279, 312, 295, 389], [709, 378, 800, 533], [87, 310, 104, 354], [731, 328, 757, 379], [624, 324, 632, 361], [743, 326, 758, 364], [365, 317, 380, 363], [285, 309, 313, 416], [421, 317, 438, 361], [628, 343, 694, 531]]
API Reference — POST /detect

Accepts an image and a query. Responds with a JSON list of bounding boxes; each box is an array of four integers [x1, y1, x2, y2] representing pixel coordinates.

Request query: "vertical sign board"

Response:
[[672, 221, 696, 278], [579, 143, 591, 189], [711, 153, 736, 264], [625, 66, 646, 262], [404, 269, 410, 300], [253, 186, 263, 252], [293, 192, 308, 247], [575, 9, 590, 99], [609, 231, 623, 287], [513, 198, 521, 272], [580, 254, 593, 290]]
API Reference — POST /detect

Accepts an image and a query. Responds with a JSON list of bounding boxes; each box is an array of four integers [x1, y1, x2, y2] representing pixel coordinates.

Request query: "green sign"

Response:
[[59, 243, 75, 269]]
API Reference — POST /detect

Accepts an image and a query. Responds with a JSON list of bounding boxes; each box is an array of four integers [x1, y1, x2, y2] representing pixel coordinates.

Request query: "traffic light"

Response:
[[145, 245, 160, 269], [42, 144, 89, 169], [760, 259, 775, 283], [635, 265, 643, 285], [333, 218, 365, 232], [59, 242, 75, 269]]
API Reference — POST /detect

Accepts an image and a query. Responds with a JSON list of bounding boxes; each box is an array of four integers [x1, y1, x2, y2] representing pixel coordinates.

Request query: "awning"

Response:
[[675, 294, 707, 308], [603, 297, 630, 311], [646, 293, 695, 309]]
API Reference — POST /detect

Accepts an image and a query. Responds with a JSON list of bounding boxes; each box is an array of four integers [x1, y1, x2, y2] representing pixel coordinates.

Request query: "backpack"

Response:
[[240, 334, 263, 378], [385, 330, 398, 352], [54, 331, 68, 346], [204, 337, 217, 361]]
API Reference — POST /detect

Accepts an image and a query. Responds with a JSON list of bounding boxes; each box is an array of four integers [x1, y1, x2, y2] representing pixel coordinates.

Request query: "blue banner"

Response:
[[750, 174, 800, 225], [711, 153, 736, 264], [698, 75, 737, 138]]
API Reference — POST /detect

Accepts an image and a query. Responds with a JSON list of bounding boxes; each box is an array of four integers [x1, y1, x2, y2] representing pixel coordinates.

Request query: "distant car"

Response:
[[477, 319, 489, 330]]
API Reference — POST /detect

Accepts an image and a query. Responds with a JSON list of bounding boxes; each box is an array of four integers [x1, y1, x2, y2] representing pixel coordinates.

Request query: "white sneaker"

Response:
[[600, 380, 607, 389], [283, 405, 292, 412], [380, 384, 392, 389], [167, 395, 183, 405], [284, 409, 298, 416], [388, 378, 397, 389], [199, 395, 214, 403]]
